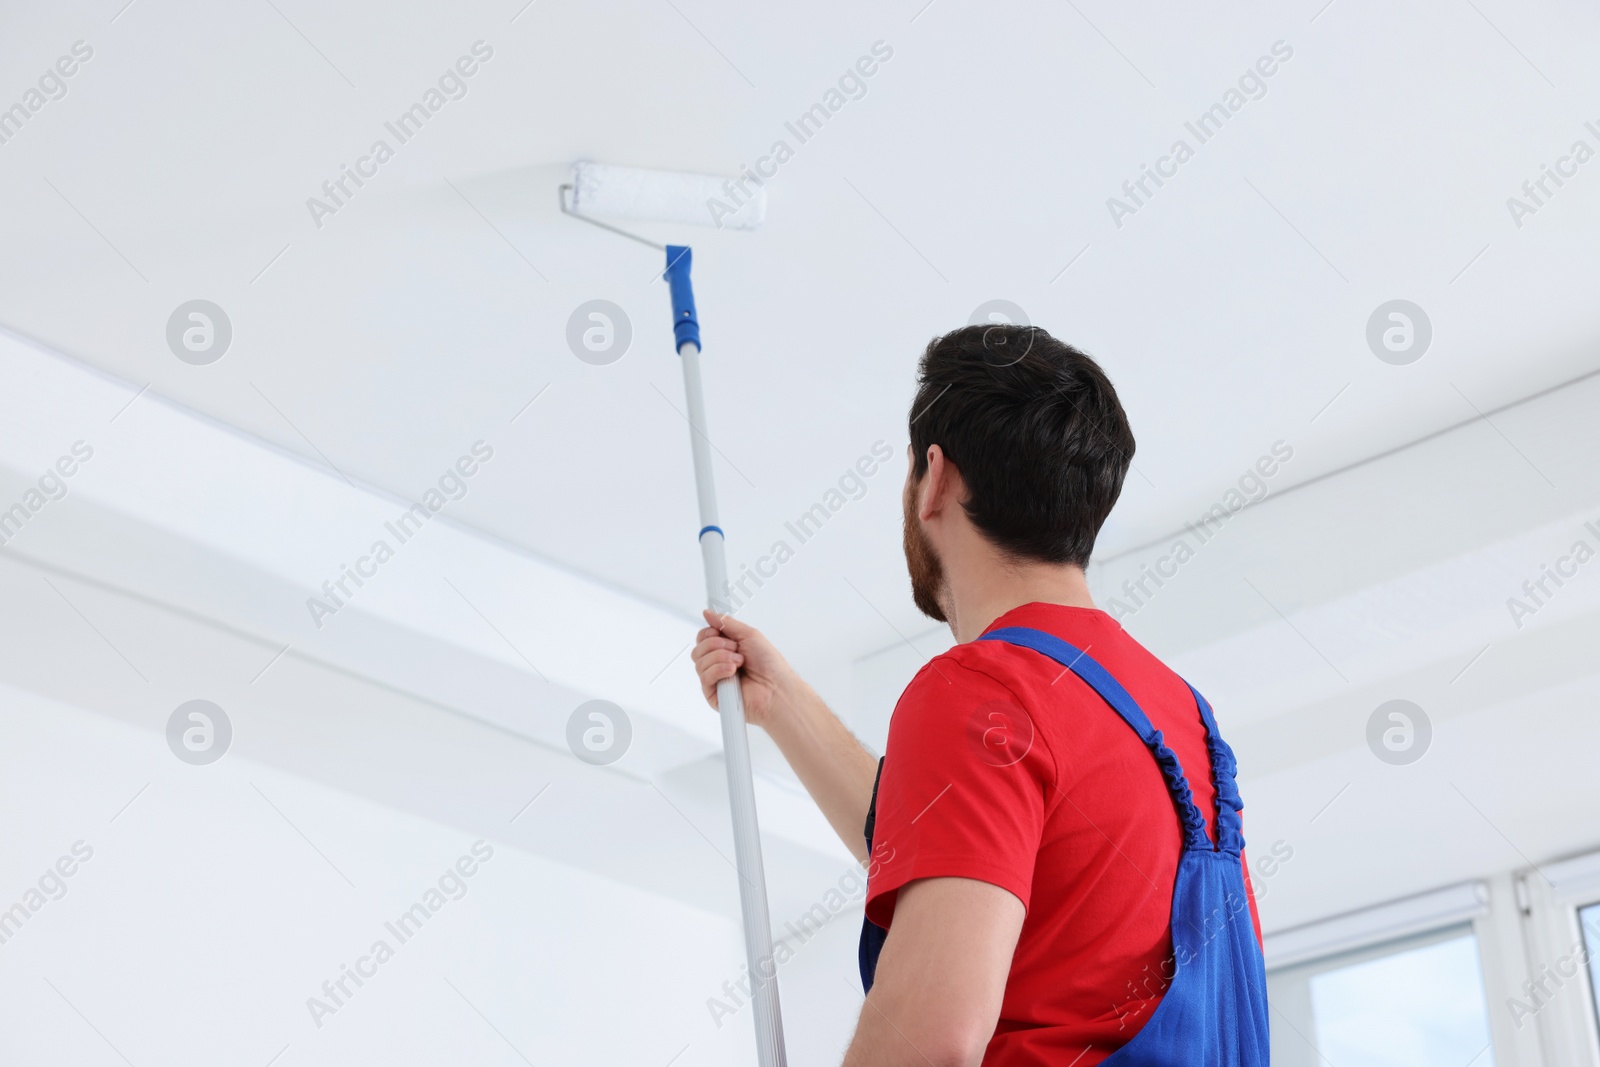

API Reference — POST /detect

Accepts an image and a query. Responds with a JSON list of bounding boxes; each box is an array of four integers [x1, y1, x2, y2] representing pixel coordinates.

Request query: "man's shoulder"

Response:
[[889, 637, 1067, 745], [900, 623, 1188, 731], [883, 638, 1062, 800], [914, 626, 1133, 693], [901, 639, 1031, 702]]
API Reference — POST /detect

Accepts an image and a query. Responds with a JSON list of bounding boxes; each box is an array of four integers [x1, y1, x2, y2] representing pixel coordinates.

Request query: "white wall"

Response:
[[0, 538, 879, 1066], [0, 684, 754, 1066]]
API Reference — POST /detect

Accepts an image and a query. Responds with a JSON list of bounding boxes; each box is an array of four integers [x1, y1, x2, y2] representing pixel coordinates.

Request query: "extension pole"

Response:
[[666, 246, 788, 1067]]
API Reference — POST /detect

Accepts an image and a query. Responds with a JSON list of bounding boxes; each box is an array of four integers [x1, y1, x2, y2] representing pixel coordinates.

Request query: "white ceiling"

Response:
[[4, 0, 1600, 681]]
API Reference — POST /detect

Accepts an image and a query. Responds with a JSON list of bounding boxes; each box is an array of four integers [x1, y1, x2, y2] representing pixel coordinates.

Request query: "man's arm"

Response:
[[692, 611, 880, 861], [843, 877, 1024, 1067]]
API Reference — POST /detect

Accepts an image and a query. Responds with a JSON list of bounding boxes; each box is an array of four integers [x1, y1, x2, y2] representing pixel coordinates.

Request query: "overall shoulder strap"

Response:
[[980, 626, 1211, 851], [1186, 683, 1245, 854]]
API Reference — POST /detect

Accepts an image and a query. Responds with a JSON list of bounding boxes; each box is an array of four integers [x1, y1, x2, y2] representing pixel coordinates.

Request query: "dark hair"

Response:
[[908, 324, 1134, 567]]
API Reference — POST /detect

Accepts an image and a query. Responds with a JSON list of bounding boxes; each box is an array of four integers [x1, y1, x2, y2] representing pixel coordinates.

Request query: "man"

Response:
[[692, 324, 1269, 1066]]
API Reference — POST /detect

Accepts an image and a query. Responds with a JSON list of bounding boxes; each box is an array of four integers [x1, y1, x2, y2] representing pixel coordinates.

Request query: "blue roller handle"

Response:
[[664, 245, 700, 352]]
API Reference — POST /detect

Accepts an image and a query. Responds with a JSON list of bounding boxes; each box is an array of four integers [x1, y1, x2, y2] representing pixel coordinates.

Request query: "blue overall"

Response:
[[858, 626, 1270, 1065]]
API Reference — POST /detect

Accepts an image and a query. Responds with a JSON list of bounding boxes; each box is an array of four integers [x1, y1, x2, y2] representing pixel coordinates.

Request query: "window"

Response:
[[1268, 926, 1497, 1067], [1583, 902, 1600, 1038]]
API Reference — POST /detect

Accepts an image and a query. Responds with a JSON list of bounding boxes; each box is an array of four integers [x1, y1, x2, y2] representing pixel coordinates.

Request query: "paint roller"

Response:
[[567, 160, 766, 232], [561, 162, 786, 1067]]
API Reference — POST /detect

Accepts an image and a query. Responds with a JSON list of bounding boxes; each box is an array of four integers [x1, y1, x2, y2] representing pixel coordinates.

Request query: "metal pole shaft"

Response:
[[679, 341, 788, 1067]]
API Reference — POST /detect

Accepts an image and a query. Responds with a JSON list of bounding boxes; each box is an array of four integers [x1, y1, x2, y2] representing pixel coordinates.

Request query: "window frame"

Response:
[[1514, 851, 1600, 1067]]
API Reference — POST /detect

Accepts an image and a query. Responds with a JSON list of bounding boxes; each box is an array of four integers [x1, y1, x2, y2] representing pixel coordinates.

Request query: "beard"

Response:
[[902, 481, 948, 623]]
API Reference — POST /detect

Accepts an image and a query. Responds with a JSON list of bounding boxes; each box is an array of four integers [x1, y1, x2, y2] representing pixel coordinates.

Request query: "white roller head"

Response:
[[570, 161, 765, 231]]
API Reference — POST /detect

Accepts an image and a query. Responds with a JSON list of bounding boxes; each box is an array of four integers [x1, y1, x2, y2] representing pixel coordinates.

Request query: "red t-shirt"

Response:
[[864, 603, 1260, 1066]]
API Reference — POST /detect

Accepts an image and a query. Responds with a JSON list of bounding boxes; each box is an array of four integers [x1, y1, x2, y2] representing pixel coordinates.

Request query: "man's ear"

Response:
[[920, 445, 950, 522]]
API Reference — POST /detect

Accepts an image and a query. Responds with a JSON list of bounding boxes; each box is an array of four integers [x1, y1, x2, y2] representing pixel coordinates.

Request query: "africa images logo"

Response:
[[966, 700, 1034, 767]]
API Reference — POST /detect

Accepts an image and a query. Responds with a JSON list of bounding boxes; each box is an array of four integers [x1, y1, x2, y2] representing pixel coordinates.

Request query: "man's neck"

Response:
[[941, 552, 1097, 644]]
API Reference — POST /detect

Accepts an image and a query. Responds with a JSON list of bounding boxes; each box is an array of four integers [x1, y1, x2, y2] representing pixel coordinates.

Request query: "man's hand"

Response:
[[691, 610, 795, 729], [689, 609, 879, 860], [843, 877, 1024, 1067]]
